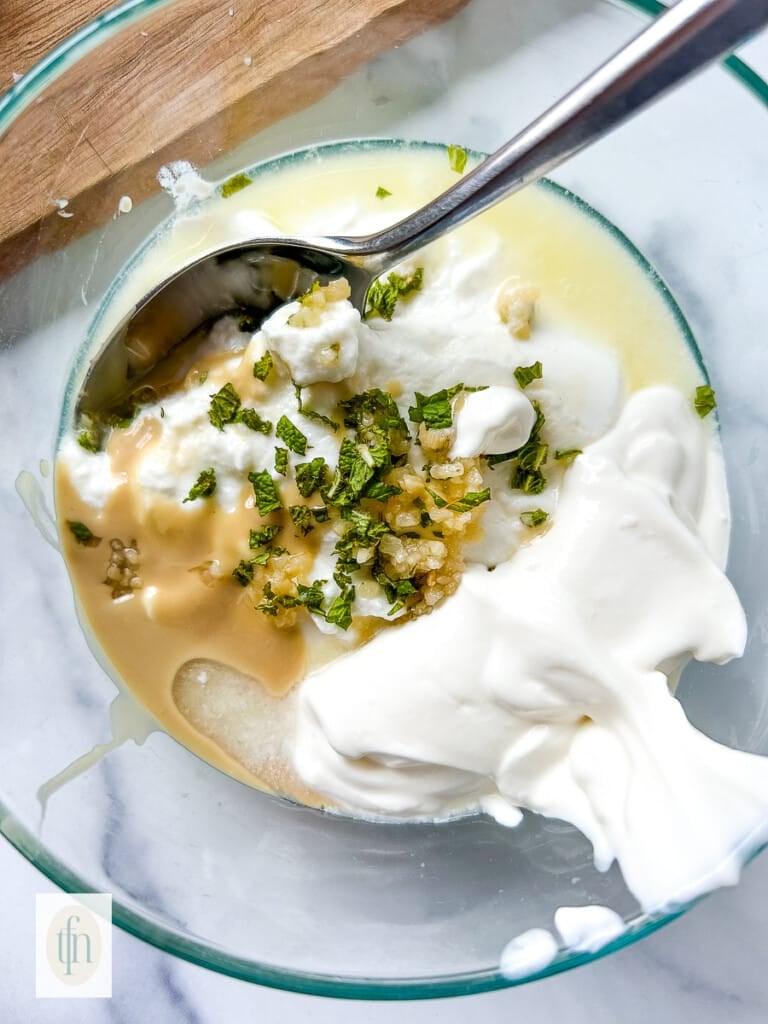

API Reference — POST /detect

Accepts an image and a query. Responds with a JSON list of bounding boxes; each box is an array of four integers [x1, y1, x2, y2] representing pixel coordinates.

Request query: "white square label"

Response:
[[35, 893, 112, 998]]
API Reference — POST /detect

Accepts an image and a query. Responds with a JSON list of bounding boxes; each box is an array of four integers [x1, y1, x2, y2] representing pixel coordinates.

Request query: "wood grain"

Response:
[[0, 0, 466, 278]]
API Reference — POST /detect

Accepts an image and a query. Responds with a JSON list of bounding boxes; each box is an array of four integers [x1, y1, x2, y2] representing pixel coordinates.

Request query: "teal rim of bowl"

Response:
[[2, 0, 768, 1000]]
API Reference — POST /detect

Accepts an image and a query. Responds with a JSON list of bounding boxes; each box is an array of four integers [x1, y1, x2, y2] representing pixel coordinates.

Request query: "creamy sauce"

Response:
[[56, 146, 750, 902]]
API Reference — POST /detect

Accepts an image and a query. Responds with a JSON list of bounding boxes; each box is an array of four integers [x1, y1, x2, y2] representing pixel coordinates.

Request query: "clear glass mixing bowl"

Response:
[[1, 0, 767, 998]]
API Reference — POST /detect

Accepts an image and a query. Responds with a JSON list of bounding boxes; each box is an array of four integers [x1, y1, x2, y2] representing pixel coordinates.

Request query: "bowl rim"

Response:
[[2, 0, 768, 1000]]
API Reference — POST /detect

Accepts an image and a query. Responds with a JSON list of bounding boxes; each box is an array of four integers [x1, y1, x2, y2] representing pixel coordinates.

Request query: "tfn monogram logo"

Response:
[[55, 913, 95, 976], [36, 894, 112, 998]]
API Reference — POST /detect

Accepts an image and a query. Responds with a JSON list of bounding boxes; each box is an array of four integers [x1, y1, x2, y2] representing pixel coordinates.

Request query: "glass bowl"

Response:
[[2, 0, 768, 999]]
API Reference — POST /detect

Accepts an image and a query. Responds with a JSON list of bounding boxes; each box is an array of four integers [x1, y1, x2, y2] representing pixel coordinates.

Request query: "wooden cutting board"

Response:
[[0, 0, 467, 276]]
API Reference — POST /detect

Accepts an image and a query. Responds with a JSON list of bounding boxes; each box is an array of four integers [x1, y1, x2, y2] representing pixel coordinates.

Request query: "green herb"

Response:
[[106, 406, 138, 429], [339, 388, 410, 438], [419, 509, 432, 528], [295, 457, 329, 498], [289, 504, 314, 536], [276, 415, 308, 455], [311, 506, 330, 523], [249, 525, 281, 549], [208, 382, 241, 430], [296, 580, 325, 610], [448, 144, 468, 174], [511, 466, 546, 494], [183, 468, 217, 503], [324, 437, 375, 508], [426, 486, 448, 508], [239, 311, 259, 333], [375, 572, 417, 607], [409, 383, 463, 430], [520, 508, 549, 528], [486, 401, 548, 495], [297, 279, 321, 305], [324, 585, 356, 630], [235, 408, 272, 434], [253, 351, 274, 381], [221, 172, 252, 199], [258, 580, 308, 614], [335, 509, 391, 557], [363, 480, 403, 501], [274, 447, 289, 476], [77, 426, 101, 453], [233, 559, 257, 586], [256, 581, 282, 614], [376, 185, 392, 198], [554, 448, 582, 462], [446, 488, 491, 512], [364, 267, 424, 321], [293, 383, 340, 431], [66, 520, 101, 546], [198, 371, 209, 386], [248, 469, 282, 515], [513, 361, 543, 389], [160, 407, 166, 418], [694, 384, 717, 418]]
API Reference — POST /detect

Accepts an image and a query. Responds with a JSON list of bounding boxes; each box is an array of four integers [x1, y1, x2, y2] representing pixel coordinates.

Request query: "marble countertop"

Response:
[[4, 20, 768, 1024]]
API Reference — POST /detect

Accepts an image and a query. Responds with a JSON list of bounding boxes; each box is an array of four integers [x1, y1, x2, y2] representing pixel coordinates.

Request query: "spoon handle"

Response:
[[349, 0, 768, 268]]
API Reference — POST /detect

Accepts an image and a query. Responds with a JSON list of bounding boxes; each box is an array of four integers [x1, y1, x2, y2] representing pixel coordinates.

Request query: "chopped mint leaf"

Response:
[[221, 173, 252, 199], [514, 361, 543, 389], [183, 468, 217, 503], [256, 581, 280, 614], [295, 457, 329, 498], [297, 580, 325, 610], [554, 448, 582, 462], [694, 384, 717, 418], [446, 488, 491, 512], [232, 559, 257, 586], [248, 469, 281, 515], [511, 466, 547, 495], [324, 437, 375, 508], [235, 408, 272, 434], [208, 382, 241, 430], [77, 426, 101, 453], [448, 144, 468, 174], [311, 506, 330, 523], [485, 401, 548, 495], [409, 383, 463, 430], [340, 388, 410, 438], [426, 486, 448, 508], [253, 351, 274, 381], [276, 415, 308, 455], [520, 508, 549, 528], [238, 311, 259, 333], [297, 280, 321, 306], [67, 520, 101, 546], [364, 267, 424, 321], [376, 185, 392, 199], [334, 509, 391, 559], [256, 581, 304, 614], [324, 585, 356, 630], [375, 572, 417, 606], [293, 382, 340, 431], [274, 447, 289, 476], [289, 505, 314, 536], [363, 480, 403, 501], [249, 525, 280, 549]]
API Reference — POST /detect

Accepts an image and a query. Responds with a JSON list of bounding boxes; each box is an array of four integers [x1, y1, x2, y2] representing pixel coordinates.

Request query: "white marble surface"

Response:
[[3, 15, 768, 1024]]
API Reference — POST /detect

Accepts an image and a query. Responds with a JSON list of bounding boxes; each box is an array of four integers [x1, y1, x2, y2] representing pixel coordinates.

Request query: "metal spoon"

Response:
[[79, 0, 768, 414]]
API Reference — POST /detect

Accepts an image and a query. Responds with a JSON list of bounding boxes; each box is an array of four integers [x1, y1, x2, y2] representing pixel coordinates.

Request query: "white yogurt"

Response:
[[293, 387, 768, 913]]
